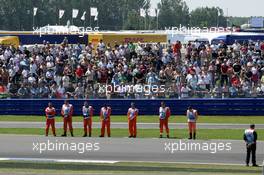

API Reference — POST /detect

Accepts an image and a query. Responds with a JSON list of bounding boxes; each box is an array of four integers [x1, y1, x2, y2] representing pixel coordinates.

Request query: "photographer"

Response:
[[244, 124, 258, 167]]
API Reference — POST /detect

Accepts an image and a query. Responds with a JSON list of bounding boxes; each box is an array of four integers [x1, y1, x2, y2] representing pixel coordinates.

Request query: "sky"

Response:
[[151, 0, 264, 17]]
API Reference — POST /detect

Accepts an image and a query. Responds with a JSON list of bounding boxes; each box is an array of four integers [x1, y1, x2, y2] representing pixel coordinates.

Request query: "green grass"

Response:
[[0, 128, 263, 140], [0, 161, 261, 175], [0, 115, 264, 124]]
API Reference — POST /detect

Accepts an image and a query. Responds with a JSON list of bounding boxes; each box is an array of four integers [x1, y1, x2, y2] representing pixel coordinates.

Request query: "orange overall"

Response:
[[100, 107, 111, 137], [83, 106, 94, 136], [127, 108, 138, 137], [61, 104, 74, 133], [187, 109, 198, 133], [159, 107, 171, 135], [45, 107, 56, 136]]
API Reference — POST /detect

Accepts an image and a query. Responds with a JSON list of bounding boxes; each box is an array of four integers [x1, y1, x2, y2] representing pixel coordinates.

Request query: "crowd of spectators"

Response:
[[1, 37, 264, 99]]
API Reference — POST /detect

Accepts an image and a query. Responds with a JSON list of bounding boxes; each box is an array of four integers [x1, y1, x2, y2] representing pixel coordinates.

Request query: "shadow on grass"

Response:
[[0, 162, 261, 174]]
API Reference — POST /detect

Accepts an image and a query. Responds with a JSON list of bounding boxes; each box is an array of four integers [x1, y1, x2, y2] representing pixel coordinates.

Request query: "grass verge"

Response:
[[0, 161, 261, 175], [0, 128, 263, 140], [0, 115, 264, 124]]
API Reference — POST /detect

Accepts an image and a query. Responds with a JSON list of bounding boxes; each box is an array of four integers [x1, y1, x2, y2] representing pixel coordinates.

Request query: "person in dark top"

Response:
[[233, 60, 242, 74], [244, 124, 258, 167], [220, 61, 229, 86]]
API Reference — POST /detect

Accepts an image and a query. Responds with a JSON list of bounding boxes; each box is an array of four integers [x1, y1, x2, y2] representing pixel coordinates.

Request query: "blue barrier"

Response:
[[0, 99, 264, 116], [0, 33, 88, 45]]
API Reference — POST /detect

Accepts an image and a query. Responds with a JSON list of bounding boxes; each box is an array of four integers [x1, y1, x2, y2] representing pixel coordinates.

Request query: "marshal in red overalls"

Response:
[[159, 101, 171, 138], [127, 103, 138, 138], [99, 105, 111, 137], [45, 102, 56, 136], [61, 100, 74, 137], [82, 102, 94, 137]]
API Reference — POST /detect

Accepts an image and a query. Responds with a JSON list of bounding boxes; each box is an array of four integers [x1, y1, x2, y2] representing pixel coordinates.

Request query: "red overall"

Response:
[[127, 108, 138, 137], [45, 107, 56, 136], [61, 104, 73, 133], [159, 107, 171, 135], [100, 107, 111, 137], [83, 106, 94, 136]]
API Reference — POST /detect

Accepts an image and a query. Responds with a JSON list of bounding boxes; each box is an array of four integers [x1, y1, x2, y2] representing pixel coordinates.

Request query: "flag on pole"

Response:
[[140, 8, 146, 17], [155, 8, 160, 16], [72, 9, 79, 18], [90, 7, 98, 16], [81, 11, 86, 21], [94, 11, 98, 21], [33, 7, 38, 16], [148, 8, 156, 17], [59, 9, 65, 19]]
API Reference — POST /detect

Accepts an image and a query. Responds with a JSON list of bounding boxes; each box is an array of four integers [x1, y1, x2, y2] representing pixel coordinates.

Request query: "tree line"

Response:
[[0, 0, 247, 31]]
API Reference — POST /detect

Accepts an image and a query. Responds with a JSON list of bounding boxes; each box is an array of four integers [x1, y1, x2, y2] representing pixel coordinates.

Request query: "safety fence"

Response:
[[0, 98, 264, 116]]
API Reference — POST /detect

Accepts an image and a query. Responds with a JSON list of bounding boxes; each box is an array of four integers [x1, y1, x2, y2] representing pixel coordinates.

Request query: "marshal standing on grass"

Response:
[[44, 102, 56, 137], [186, 106, 198, 140], [127, 102, 138, 138], [99, 104, 111, 137], [82, 101, 94, 137], [61, 100, 74, 137], [244, 124, 258, 167], [159, 101, 171, 138]]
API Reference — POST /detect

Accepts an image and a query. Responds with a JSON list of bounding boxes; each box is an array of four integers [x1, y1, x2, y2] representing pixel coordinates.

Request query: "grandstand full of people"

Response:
[[1, 37, 264, 99]]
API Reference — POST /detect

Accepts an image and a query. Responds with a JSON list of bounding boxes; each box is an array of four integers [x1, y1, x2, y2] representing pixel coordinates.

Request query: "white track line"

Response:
[[0, 157, 263, 166], [119, 160, 264, 166], [0, 157, 118, 164], [124, 160, 245, 166]]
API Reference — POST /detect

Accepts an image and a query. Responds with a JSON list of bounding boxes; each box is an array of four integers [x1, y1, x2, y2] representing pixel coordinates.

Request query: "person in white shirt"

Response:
[[232, 40, 241, 55], [197, 76, 207, 91], [57, 83, 65, 98], [62, 75, 70, 89], [186, 106, 198, 139], [85, 67, 95, 85], [181, 84, 191, 98], [74, 83, 84, 98], [29, 61, 37, 76], [186, 74, 198, 90], [98, 39, 105, 53], [28, 74, 36, 84]]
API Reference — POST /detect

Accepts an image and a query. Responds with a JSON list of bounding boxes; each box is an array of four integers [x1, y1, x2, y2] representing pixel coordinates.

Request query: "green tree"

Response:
[[157, 0, 190, 29], [227, 16, 250, 27], [123, 0, 150, 30], [123, 10, 140, 30], [0, 0, 232, 31], [0, 0, 34, 30], [190, 7, 227, 27]]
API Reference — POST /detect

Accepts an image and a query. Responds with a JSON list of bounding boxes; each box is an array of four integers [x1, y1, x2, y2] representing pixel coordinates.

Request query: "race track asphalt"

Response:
[[0, 135, 263, 165]]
